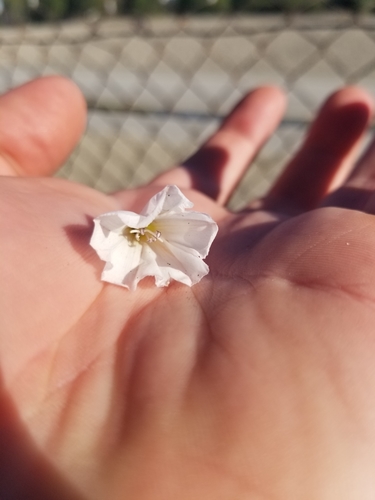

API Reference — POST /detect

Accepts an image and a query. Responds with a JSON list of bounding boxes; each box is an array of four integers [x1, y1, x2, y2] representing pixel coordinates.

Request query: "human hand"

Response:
[[1, 77, 375, 500]]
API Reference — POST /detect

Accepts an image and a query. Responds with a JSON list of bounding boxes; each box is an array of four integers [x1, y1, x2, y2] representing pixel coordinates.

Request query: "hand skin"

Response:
[[2, 77, 375, 500]]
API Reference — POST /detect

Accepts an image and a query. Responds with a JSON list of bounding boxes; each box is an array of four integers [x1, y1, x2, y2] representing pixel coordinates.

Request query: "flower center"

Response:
[[124, 223, 162, 244]]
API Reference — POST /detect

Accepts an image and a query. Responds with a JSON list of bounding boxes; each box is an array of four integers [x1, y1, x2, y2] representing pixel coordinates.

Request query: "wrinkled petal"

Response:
[[101, 239, 142, 290], [96, 186, 195, 232], [139, 244, 187, 287], [91, 218, 143, 289], [141, 184, 194, 220], [93, 212, 134, 233], [135, 241, 209, 287], [156, 212, 218, 258], [90, 218, 125, 261], [153, 240, 209, 286], [97, 210, 149, 231]]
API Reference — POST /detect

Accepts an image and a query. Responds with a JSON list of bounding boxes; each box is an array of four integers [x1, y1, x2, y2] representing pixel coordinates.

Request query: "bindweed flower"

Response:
[[90, 185, 218, 291]]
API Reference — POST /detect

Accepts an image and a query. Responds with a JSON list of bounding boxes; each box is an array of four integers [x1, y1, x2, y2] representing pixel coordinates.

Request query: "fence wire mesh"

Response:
[[1, 12, 375, 208]]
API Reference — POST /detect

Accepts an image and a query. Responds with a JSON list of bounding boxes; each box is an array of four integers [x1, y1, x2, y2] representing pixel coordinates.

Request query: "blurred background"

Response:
[[1, 0, 375, 208]]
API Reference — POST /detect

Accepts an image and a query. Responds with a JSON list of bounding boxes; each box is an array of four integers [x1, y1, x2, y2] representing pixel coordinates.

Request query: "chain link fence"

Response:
[[1, 12, 375, 208]]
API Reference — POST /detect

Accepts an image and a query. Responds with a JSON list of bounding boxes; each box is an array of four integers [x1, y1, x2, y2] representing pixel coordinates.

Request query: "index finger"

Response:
[[151, 87, 286, 206]]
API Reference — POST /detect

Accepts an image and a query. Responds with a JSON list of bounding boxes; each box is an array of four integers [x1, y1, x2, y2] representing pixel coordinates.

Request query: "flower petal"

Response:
[[93, 212, 134, 232], [141, 185, 193, 219], [90, 218, 144, 290], [156, 212, 218, 258], [146, 239, 210, 287], [90, 218, 125, 261], [96, 210, 147, 231], [100, 185, 195, 230], [101, 238, 142, 291], [138, 245, 182, 287]]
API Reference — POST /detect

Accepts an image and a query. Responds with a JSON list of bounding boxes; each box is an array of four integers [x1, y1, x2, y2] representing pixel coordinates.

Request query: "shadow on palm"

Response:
[[0, 371, 85, 500]]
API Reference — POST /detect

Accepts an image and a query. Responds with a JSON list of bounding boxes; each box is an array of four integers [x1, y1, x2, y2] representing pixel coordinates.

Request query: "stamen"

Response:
[[128, 227, 162, 243], [144, 228, 162, 243], [129, 229, 142, 241]]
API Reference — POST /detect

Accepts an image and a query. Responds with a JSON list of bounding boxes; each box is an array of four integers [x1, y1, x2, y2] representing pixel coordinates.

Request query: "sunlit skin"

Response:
[[2, 77, 375, 499]]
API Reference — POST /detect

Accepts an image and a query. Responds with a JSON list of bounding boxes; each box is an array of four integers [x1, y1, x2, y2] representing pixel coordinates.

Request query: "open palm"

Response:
[[2, 77, 375, 500]]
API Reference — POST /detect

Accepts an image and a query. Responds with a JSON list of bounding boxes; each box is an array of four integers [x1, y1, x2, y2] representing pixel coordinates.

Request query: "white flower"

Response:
[[90, 185, 218, 291]]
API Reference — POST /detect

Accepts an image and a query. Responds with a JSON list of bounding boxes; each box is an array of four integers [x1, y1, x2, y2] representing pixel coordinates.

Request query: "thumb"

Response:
[[0, 76, 86, 177]]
